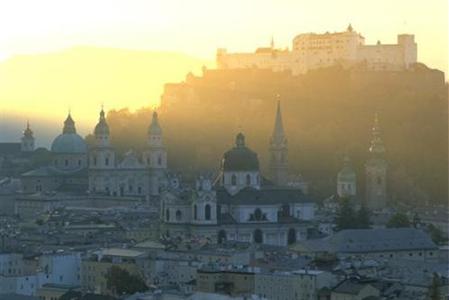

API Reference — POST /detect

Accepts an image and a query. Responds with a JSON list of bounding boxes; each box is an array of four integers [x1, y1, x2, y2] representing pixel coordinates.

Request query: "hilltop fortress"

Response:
[[216, 25, 417, 75]]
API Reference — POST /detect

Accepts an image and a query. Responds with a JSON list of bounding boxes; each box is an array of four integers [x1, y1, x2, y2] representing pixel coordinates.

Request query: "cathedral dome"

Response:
[[51, 133, 87, 154], [51, 113, 87, 154], [221, 133, 259, 171]]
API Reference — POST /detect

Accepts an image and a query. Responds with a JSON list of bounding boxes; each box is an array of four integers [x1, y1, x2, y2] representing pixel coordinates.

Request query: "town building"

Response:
[[217, 25, 417, 75]]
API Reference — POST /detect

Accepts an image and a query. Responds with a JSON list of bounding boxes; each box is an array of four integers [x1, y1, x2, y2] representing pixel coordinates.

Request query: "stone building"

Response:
[[217, 25, 417, 75]]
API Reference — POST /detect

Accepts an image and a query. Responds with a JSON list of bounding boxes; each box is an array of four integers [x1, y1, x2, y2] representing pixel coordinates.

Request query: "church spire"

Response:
[[269, 96, 288, 186], [271, 96, 286, 144]]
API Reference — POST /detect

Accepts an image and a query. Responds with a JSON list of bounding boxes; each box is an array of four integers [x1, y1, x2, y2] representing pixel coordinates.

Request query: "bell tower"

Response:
[[269, 99, 288, 186], [143, 111, 167, 195], [365, 113, 388, 210]]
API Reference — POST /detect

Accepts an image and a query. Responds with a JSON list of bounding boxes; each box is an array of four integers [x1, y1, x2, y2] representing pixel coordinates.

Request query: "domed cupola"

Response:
[[94, 109, 109, 136], [220, 132, 261, 195], [51, 113, 87, 155], [222, 133, 260, 172]]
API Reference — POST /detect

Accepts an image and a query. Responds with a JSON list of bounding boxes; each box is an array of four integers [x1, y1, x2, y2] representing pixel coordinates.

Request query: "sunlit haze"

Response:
[[0, 0, 447, 138]]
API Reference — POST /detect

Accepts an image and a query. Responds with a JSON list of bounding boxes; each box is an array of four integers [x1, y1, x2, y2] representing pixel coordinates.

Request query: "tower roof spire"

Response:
[[271, 95, 286, 144], [94, 106, 109, 135]]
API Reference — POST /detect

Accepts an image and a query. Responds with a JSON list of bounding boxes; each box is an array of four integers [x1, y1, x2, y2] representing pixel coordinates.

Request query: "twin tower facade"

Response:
[[88, 109, 167, 197]]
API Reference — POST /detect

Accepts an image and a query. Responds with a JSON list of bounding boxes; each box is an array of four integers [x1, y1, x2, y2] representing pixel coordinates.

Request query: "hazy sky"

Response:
[[0, 0, 447, 72], [0, 0, 447, 145]]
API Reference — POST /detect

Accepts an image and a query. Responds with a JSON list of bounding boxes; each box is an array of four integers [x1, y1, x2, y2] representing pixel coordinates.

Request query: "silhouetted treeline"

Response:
[[100, 64, 448, 204]]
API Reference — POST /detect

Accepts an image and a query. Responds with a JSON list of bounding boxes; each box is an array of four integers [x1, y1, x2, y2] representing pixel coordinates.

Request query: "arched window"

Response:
[[254, 208, 263, 221], [175, 210, 182, 221], [105, 157, 109, 166], [231, 174, 237, 186], [93, 156, 97, 166], [166, 209, 170, 221], [205, 204, 211, 221], [158, 155, 162, 166], [193, 205, 198, 220], [246, 174, 251, 186]]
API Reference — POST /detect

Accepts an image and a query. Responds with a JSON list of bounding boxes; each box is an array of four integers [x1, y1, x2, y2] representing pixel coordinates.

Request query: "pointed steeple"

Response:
[[271, 97, 286, 145], [63, 112, 76, 134], [369, 113, 385, 155], [270, 35, 275, 49], [269, 96, 288, 186]]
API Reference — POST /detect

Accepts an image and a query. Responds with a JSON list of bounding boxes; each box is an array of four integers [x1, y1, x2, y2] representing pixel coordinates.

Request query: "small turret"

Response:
[[21, 121, 35, 152]]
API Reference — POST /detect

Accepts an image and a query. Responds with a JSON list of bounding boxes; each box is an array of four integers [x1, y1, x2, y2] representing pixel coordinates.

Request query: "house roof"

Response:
[[299, 228, 437, 254], [217, 186, 312, 205]]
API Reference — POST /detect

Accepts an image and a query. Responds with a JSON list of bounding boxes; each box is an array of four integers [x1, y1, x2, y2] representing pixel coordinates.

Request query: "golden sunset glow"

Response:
[[0, 0, 447, 129]]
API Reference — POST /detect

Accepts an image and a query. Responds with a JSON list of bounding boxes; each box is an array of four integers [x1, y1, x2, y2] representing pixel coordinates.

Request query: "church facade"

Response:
[[160, 102, 316, 246], [20, 110, 168, 199]]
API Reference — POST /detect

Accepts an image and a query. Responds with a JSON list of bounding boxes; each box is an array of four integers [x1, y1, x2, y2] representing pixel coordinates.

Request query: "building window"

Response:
[[105, 158, 109, 166], [246, 174, 251, 186], [176, 210, 182, 221], [78, 160, 81, 166], [93, 156, 97, 166], [166, 209, 170, 221], [205, 204, 211, 221], [231, 174, 237, 186], [65, 159, 69, 167], [193, 205, 198, 220], [158, 155, 162, 166], [377, 177, 382, 185], [137, 186, 142, 194]]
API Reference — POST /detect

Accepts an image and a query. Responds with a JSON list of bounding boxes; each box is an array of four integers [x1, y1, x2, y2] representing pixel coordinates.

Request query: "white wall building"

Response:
[[217, 25, 417, 75]]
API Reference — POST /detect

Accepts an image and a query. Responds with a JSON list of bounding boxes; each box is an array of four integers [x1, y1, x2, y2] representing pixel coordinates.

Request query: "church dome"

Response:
[[221, 133, 259, 171], [51, 113, 87, 154], [51, 133, 87, 154]]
